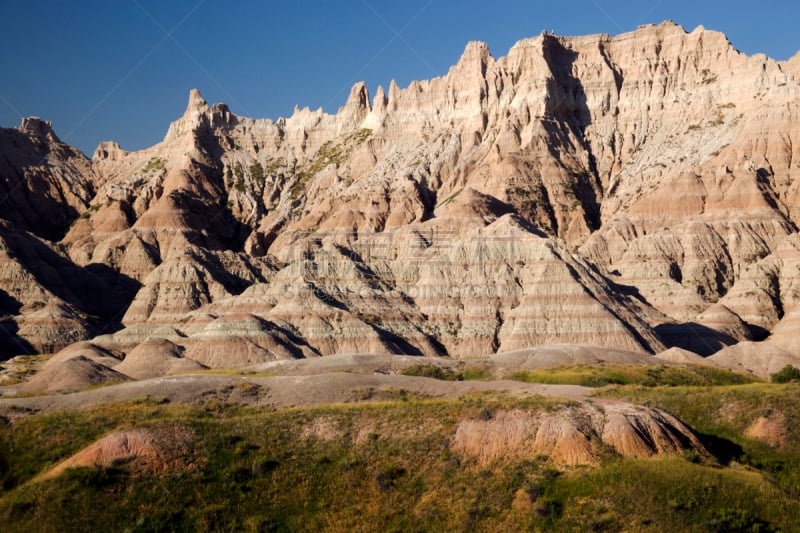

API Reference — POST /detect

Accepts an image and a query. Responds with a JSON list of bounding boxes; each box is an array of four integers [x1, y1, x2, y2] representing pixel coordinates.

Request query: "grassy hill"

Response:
[[1, 367, 799, 531]]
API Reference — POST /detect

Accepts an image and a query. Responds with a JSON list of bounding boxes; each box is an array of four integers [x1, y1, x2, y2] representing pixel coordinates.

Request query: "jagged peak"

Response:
[[373, 85, 387, 112], [451, 40, 492, 76], [373, 84, 386, 102], [161, 89, 211, 142], [342, 81, 371, 112], [459, 40, 491, 60], [186, 88, 209, 115]]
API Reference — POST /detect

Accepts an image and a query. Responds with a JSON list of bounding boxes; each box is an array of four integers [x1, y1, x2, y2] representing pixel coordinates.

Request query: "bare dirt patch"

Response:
[[744, 412, 788, 448]]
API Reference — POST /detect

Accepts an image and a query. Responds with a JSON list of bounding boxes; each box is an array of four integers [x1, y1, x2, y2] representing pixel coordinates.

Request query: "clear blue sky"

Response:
[[1, 0, 798, 156]]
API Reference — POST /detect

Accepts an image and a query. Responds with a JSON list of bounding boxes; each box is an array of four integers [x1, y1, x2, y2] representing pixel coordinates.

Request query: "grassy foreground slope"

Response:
[[600, 382, 800, 496], [1, 373, 800, 532]]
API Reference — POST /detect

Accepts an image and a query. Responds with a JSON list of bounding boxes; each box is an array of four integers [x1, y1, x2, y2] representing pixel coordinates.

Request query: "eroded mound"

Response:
[[490, 345, 656, 375], [708, 342, 800, 378], [654, 347, 715, 366], [18, 356, 130, 393], [43, 342, 122, 369], [113, 338, 207, 380], [450, 402, 705, 467], [40, 425, 196, 480]]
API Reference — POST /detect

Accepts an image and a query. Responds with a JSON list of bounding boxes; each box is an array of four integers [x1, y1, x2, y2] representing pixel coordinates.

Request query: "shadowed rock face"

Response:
[[0, 119, 95, 241], [2, 21, 800, 377]]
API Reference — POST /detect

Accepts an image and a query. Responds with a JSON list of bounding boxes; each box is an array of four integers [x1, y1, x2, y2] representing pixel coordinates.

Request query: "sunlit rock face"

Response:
[[2, 21, 800, 377]]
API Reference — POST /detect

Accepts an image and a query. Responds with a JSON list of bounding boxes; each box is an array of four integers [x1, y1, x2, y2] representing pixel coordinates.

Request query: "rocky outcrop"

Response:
[[489, 345, 657, 374], [708, 341, 800, 378], [654, 347, 716, 366], [181, 313, 319, 367], [92, 141, 128, 162], [451, 402, 706, 467], [783, 51, 800, 80], [39, 425, 196, 479]]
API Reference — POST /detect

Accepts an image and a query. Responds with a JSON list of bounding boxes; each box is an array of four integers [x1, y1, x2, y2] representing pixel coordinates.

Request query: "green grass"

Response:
[[400, 363, 492, 382], [511, 363, 757, 388], [142, 157, 165, 173], [2, 388, 800, 531], [550, 456, 795, 531], [600, 382, 800, 495]]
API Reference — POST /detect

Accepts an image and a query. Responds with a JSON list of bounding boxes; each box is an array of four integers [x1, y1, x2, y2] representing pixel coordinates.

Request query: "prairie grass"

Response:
[[600, 382, 800, 494], [512, 363, 757, 387], [2, 387, 799, 531]]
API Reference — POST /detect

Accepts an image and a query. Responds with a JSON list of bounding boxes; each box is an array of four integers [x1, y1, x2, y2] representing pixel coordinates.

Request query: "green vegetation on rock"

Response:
[[290, 128, 372, 199], [141, 157, 165, 173]]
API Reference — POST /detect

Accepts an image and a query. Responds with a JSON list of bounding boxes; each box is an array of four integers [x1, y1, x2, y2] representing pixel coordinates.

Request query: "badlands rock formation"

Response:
[[1, 21, 800, 381], [39, 425, 197, 479], [451, 403, 706, 467]]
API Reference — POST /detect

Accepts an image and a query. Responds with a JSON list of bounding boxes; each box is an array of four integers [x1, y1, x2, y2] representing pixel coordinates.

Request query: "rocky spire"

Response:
[[373, 85, 387, 115], [186, 88, 209, 114], [337, 81, 371, 126], [387, 79, 400, 111], [163, 89, 211, 141]]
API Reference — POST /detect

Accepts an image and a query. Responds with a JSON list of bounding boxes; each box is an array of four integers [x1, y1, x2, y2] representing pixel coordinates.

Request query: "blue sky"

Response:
[[1, 0, 798, 156]]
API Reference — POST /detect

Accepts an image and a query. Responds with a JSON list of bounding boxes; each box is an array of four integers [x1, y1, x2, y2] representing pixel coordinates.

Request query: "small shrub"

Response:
[[478, 406, 495, 420], [63, 465, 126, 489], [682, 450, 702, 464], [232, 162, 245, 192], [706, 508, 773, 532], [460, 368, 492, 381], [375, 464, 406, 491], [142, 157, 165, 173], [248, 161, 265, 186], [252, 459, 280, 475], [770, 365, 800, 383]]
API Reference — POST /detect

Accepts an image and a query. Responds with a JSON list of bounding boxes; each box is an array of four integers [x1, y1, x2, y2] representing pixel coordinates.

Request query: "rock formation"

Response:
[[1, 21, 799, 379], [18, 355, 130, 393], [451, 402, 706, 467], [39, 426, 196, 479]]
